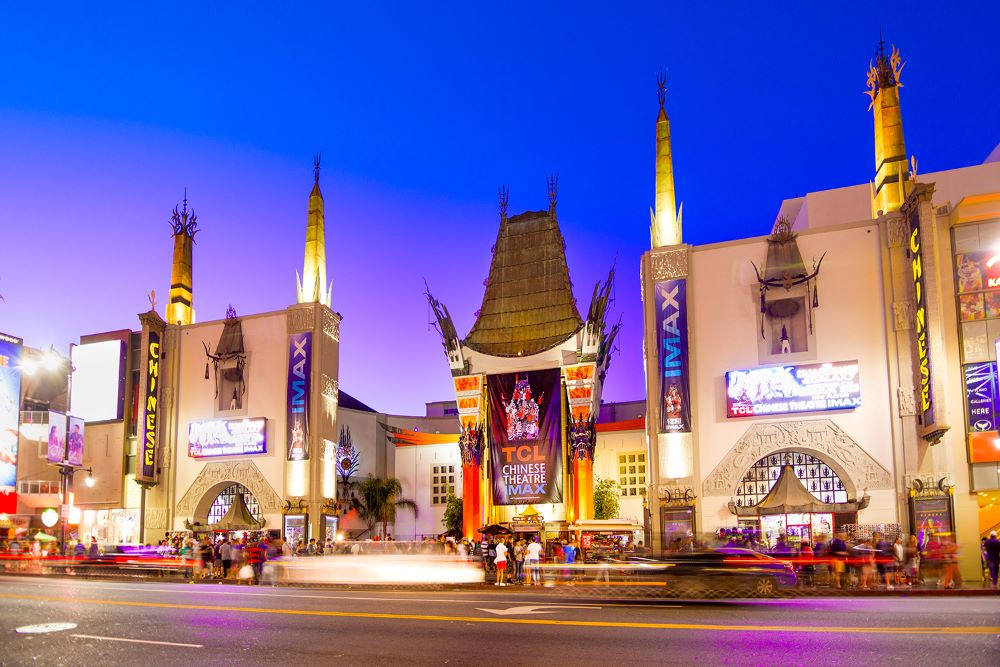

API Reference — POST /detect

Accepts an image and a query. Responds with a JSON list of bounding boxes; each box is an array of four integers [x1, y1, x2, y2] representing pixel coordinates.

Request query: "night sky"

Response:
[[1, 3, 997, 415]]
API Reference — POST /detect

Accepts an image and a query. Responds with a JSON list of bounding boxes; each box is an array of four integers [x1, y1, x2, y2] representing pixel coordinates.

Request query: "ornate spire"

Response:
[[296, 154, 332, 306], [866, 34, 909, 216], [499, 184, 509, 222], [650, 68, 682, 248], [167, 189, 198, 326], [547, 174, 558, 216]]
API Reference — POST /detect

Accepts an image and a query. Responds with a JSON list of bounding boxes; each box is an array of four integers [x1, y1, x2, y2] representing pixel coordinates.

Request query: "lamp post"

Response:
[[54, 460, 94, 553]]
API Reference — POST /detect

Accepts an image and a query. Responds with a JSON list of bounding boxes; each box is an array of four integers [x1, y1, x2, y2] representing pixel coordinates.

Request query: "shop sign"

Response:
[[286, 332, 312, 461], [909, 210, 933, 426], [188, 418, 267, 458], [0, 331, 22, 512], [487, 369, 563, 505], [725, 360, 861, 418], [655, 279, 691, 433], [138, 330, 160, 483], [963, 362, 997, 432]]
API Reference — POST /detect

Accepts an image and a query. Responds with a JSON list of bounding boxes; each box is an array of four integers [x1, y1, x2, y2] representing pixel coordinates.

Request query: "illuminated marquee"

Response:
[[138, 330, 160, 483], [726, 360, 861, 418], [188, 418, 267, 458], [909, 210, 933, 424]]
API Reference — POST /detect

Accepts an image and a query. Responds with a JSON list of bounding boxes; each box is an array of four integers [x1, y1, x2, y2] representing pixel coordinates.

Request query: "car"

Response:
[[624, 547, 797, 597]]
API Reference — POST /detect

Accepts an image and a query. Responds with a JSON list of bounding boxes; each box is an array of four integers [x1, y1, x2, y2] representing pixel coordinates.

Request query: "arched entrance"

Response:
[[206, 483, 264, 526], [175, 460, 283, 528]]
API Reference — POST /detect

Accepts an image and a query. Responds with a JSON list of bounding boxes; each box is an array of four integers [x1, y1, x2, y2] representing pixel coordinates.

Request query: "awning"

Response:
[[728, 464, 870, 517]]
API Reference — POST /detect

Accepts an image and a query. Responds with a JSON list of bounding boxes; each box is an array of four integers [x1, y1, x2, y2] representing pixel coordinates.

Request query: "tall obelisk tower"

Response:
[[296, 153, 332, 306], [167, 192, 198, 326], [650, 70, 682, 248], [867, 35, 910, 216]]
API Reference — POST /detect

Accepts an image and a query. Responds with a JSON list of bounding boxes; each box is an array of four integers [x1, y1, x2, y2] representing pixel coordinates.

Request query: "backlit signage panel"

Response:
[[0, 332, 23, 514], [70, 339, 126, 422], [138, 330, 160, 484], [963, 362, 997, 432], [189, 418, 267, 458], [726, 360, 861, 418]]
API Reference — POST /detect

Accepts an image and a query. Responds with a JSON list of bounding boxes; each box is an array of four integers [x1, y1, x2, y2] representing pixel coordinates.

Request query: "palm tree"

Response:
[[351, 475, 418, 539]]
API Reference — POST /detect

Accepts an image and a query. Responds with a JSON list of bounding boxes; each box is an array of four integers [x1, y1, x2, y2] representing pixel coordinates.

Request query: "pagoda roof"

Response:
[[464, 209, 583, 357], [210, 492, 263, 532], [729, 465, 870, 517]]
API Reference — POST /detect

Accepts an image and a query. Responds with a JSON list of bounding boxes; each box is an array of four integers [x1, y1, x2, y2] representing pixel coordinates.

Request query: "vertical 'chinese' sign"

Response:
[[908, 210, 933, 426], [0, 332, 23, 514], [286, 332, 312, 461], [655, 279, 691, 433], [138, 330, 160, 484], [488, 369, 562, 505]]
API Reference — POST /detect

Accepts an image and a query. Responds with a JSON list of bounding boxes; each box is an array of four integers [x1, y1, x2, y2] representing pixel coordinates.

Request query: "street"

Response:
[[1, 576, 997, 665]]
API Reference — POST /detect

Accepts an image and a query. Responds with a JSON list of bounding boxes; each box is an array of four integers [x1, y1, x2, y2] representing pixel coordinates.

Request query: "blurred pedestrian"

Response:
[[829, 531, 848, 589], [525, 536, 543, 586], [874, 531, 894, 590], [984, 531, 1000, 590], [220, 538, 232, 578]]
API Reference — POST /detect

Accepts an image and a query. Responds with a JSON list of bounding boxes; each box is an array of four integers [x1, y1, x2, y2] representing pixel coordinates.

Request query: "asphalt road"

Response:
[[1, 576, 998, 666]]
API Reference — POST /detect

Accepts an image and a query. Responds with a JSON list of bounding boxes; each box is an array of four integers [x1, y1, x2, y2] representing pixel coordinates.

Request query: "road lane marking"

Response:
[[0, 578, 680, 608], [1, 593, 997, 635], [15, 623, 77, 634], [476, 604, 601, 616], [71, 634, 203, 648]]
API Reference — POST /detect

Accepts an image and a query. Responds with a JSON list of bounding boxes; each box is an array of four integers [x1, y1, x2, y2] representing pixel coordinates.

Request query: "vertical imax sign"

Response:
[[286, 332, 312, 461], [138, 330, 160, 484], [655, 279, 691, 433]]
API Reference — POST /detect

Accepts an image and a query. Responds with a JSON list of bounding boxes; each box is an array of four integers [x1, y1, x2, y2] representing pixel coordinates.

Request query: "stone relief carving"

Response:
[[145, 508, 168, 530], [322, 374, 339, 400], [703, 419, 893, 498], [897, 387, 917, 417], [892, 301, 915, 331], [175, 460, 283, 517], [287, 306, 316, 333], [886, 216, 909, 249], [650, 247, 689, 281], [323, 309, 340, 342]]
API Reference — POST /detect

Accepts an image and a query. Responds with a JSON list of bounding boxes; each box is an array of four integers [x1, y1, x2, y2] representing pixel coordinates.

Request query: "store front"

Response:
[[728, 458, 869, 549]]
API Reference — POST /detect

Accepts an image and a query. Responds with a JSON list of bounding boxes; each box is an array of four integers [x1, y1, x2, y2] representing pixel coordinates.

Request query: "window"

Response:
[[431, 465, 456, 505], [735, 451, 847, 507], [617, 452, 647, 497], [207, 484, 263, 525]]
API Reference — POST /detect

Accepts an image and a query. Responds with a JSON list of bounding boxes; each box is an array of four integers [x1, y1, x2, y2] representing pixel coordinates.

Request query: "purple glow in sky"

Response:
[[1, 4, 997, 415]]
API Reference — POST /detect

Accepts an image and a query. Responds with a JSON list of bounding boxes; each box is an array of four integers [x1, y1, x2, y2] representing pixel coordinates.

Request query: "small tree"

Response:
[[442, 492, 463, 532], [593, 476, 620, 520], [351, 475, 418, 538]]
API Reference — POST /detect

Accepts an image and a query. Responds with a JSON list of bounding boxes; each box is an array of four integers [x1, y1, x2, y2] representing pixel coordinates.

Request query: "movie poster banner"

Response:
[[488, 369, 562, 505], [46, 411, 67, 463], [66, 416, 85, 466], [655, 279, 691, 433], [0, 332, 23, 513], [286, 332, 312, 461], [964, 362, 998, 432]]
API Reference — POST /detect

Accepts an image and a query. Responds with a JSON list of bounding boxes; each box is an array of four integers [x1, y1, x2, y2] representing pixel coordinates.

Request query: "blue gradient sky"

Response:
[[1, 3, 997, 415]]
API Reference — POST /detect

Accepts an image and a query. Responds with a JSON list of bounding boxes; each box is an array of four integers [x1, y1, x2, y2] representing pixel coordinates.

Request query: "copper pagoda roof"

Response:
[[463, 209, 583, 357]]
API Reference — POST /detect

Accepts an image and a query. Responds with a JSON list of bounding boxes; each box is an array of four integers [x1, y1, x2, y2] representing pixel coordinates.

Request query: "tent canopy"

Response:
[[729, 465, 869, 517], [209, 493, 263, 532]]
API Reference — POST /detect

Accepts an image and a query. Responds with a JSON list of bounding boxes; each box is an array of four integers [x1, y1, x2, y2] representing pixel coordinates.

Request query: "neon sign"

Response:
[[909, 210, 932, 424], [726, 360, 861, 418], [138, 330, 160, 484], [188, 418, 267, 458]]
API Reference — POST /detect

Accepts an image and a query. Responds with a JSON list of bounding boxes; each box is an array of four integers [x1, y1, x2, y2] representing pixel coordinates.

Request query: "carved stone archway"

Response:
[[703, 419, 892, 498], [175, 460, 282, 523]]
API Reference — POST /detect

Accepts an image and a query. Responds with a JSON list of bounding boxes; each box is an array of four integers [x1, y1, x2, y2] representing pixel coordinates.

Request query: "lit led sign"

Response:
[[188, 418, 267, 458], [726, 360, 861, 418]]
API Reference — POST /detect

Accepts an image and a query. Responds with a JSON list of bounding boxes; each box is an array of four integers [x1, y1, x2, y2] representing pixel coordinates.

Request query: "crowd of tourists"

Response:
[[717, 528, 996, 589]]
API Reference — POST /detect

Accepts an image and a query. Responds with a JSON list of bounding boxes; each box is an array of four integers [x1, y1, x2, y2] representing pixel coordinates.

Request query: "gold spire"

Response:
[[866, 34, 910, 216], [167, 190, 198, 326], [296, 152, 332, 306], [651, 69, 682, 248]]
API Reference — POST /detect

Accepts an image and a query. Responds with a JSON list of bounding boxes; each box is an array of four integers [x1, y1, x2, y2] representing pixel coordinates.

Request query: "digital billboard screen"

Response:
[[0, 332, 23, 512], [70, 339, 126, 422], [189, 418, 267, 458], [726, 360, 861, 419]]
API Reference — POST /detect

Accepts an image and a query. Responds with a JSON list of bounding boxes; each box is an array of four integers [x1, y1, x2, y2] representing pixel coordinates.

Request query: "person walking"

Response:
[[525, 536, 543, 586], [828, 531, 849, 589], [984, 531, 1000, 590], [874, 532, 894, 590], [220, 538, 232, 579], [493, 537, 509, 586]]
